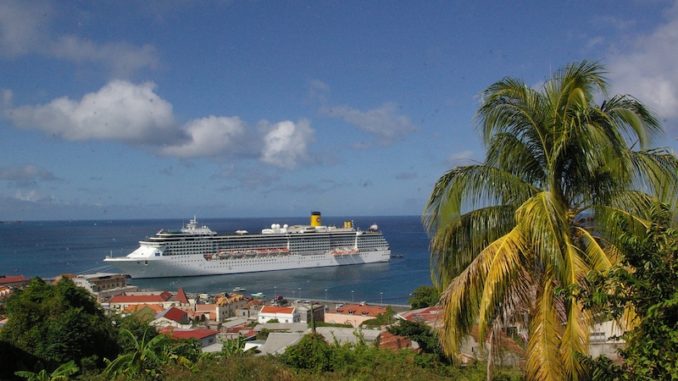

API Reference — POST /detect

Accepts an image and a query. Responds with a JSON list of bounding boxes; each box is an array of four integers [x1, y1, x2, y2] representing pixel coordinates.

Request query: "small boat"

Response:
[[251, 292, 264, 298], [233, 287, 246, 292]]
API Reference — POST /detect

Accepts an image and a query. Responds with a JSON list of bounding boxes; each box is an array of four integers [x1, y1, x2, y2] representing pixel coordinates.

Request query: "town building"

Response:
[[293, 302, 325, 324], [0, 275, 29, 288], [151, 307, 190, 328], [160, 327, 219, 347], [324, 303, 386, 327], [69, 273, 137, 301], [109, 288, 192, 311], [258, 306, 300, 324]]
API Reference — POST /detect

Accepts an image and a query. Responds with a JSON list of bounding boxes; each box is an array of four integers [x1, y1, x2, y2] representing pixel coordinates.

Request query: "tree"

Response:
[[424, 61, 678, 380], [15, 361, 78, 381], [388, 319, 447, 360], [280, 333, 333, 372], [0, 278, 119, 370], [580, 205, 677, 380], [103, 328, 169, 379], [409, 285, 440, 309]]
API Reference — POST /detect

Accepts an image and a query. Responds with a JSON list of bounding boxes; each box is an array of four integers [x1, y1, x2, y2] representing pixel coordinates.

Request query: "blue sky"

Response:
[[1, 0, 677, 220]]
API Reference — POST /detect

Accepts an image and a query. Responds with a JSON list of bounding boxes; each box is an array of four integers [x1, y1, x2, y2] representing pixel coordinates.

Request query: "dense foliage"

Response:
[[387, 319, 447, 361], [0, 278, 119, 373], [408, 285, 440, 309], [581, 206, 678, 380], [424, 61, 678, 380]]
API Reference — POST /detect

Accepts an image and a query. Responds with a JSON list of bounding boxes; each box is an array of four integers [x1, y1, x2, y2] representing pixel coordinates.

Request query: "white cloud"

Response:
[[321, 102, 416, 144], [0, 1, 156, 76], [51, 36, 158, 78], [260, 120, 314, 169], [5, 80, 179, 144], [447, 150, 476, 166], [14, 189, 45, 202], [0, 1, 50, 57], [161, 116, 246, 157], [4, 81, 316, 168], [607, 4, 678, 124], [0, 165, 59, 188]]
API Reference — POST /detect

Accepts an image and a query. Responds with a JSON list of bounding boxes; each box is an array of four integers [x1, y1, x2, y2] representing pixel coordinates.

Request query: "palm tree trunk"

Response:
[[486, 329, 494, 381]]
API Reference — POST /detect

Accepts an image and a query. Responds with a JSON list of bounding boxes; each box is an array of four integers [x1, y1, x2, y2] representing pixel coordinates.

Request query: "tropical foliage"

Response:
[[0, 278, 119, 371], [580, 205, 678, 380], [15, 361, 78, 381], [408, 285, 440, 309], [424, 61, 678, 380]]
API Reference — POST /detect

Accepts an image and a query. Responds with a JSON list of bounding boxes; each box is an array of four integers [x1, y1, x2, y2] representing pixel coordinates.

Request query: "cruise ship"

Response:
[[104, 212, 391, 278]]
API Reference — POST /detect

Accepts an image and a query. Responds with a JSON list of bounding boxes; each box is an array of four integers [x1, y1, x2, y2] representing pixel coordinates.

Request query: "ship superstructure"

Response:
[[104, 212, 390, 278]]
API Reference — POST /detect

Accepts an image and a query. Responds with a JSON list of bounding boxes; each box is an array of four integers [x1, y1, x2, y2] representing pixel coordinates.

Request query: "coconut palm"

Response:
[[424, 61, 678, 380]]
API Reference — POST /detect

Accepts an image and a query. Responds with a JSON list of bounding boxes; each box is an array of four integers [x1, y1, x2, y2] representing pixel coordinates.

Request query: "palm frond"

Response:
[[477, 228, 526, 340], [430, 205, 516, 285], [560, 300, 591, 380], [527, 276, 563, 381]]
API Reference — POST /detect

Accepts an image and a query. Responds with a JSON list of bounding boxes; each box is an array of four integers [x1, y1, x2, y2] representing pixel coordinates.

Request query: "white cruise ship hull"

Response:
[[105, 249, 390, 278]]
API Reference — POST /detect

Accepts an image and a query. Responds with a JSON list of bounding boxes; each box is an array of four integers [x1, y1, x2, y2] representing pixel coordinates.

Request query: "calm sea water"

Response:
[[0, 216, 432, 304]]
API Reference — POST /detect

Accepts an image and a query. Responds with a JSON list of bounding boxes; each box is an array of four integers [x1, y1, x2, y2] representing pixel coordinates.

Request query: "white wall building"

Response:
[[258, 306, 300, 324]]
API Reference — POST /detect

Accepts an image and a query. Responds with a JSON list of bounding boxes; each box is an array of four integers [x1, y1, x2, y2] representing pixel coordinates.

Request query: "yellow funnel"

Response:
[[310, 211, 322, 227]]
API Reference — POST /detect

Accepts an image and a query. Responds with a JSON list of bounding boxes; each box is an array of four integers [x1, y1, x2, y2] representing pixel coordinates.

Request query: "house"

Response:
[[160, 327, 219, 347], [122, 303, 165, 314], [258, 306, 300, 324], [293, 302, 325, 324], [216, 293, 248, 320], [324, 303, 386, 327], [109, 289, 190, 311], [0, 286, 12, 300], [314, 326, 380, 345], [151, 307, 190, 328], [0, 275, 29, 288], [70, 273, 137, 301], [378, 331, 414, 351], [257, 332, 304, 355], [396, 306, 443, 329]]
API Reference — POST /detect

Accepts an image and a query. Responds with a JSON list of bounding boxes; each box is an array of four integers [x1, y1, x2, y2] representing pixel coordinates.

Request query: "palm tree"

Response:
[[15, 361, 79, 381], [424, 61, 678, 380], [104, 328, 169, 379]]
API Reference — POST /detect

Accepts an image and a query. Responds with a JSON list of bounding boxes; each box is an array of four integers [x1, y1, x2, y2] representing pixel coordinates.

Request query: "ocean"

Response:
[[0, 216, 432, 304]]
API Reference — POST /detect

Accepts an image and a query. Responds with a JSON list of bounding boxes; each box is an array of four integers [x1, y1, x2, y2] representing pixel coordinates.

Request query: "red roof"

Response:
[[260, 306, 295, 314], [110, 293, 172, 304], [123, 304, 165, 313], [160, 307, 188, 323], [335, 304, 386, 317], [398, 306, 443, 327], [0, 275, 27, 285], [379, 331, 412, 351], [172, 288, 189, 304], [161, 328, 218, 340]]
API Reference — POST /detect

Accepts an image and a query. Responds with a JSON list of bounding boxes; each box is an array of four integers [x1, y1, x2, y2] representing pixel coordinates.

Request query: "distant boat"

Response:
[[251, 292, 264, 298], [233, 287, 246, 292]]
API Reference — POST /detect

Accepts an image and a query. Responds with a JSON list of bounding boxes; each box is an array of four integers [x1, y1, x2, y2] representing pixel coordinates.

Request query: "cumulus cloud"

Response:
[[4, 81, 316, 169], [0, 1, 156, 76], [5, 81, 180, 144], [321, 102, 416, 144], [607, 4, 678, 127], [260, 120, 314, 169], [51, 36, 158, 78], [161, 116, 246, 157], [0, 164, 59, 186]]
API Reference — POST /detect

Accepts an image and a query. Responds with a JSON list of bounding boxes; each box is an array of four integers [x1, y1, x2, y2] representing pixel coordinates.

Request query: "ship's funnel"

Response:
[[343, 220, 353, 229], [310, 211, 322, 227]]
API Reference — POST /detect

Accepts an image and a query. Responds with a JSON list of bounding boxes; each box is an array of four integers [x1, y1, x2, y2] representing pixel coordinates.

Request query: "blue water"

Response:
[[0, 216, 432, 304]]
